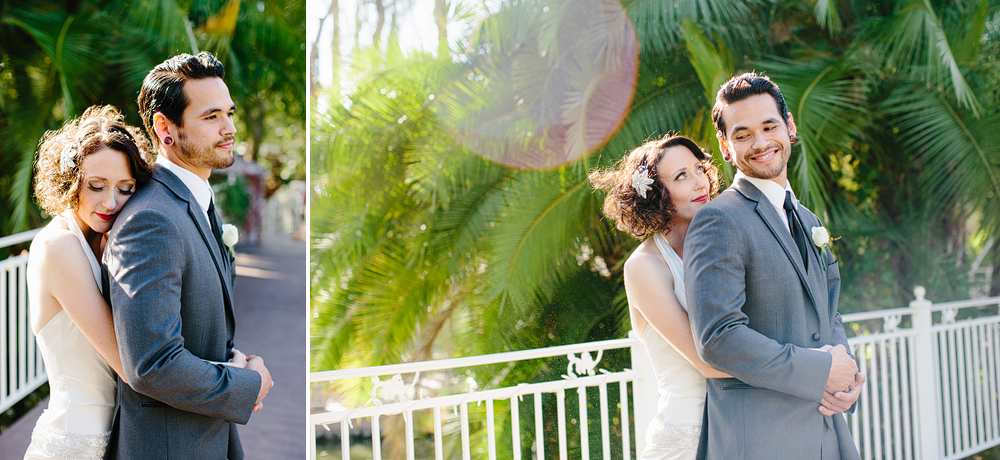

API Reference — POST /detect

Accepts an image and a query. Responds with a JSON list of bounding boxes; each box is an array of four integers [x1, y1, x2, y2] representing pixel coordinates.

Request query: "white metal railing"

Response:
[[310, 339, 641, 459], [844, 287, 1000, 460], [311, 287, 1000, 460], [1, 228, 46, 414]]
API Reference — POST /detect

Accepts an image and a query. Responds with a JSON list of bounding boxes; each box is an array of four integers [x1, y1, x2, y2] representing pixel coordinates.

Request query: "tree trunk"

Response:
[[310, 0, 338, 95], [435, 0, 448, 57], [373, 0, 385, 47], [331, 0, 340, 94], [248, 98, 265, 162], [308, 19, 323, 94]]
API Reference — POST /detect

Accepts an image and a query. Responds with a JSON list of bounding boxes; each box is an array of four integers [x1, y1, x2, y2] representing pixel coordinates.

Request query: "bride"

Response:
[[589, 135, 729, 459], [24, 105, 247, 459]]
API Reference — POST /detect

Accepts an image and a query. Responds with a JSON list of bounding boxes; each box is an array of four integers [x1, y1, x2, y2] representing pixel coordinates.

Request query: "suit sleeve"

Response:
[[825, 247, 850, 354], [819, 222, 859, 413], [106, 207, 259, 424], [684, 205, 831, 403]]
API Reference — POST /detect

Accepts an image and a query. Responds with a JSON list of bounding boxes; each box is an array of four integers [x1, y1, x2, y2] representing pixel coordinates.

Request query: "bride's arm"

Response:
[[624, 247, 732, 379], [33, 232, 128, 382], [36, 233, 245, 381]]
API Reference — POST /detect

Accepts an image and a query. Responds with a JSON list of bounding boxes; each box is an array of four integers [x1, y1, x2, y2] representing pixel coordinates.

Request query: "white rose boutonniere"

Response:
[[222, 224, 240, 250], [811, 226, 830, 247], [811, 226, 840, 270]]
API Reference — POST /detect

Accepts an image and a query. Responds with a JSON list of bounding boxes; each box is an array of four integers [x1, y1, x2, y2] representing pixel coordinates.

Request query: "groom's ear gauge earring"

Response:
[[789, 134, 796, 143], [164, 136, 173, 145]]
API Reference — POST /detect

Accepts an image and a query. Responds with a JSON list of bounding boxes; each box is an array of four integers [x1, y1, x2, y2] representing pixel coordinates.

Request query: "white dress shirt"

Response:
[[155, 155, 214, 223], [734, 170, 798, 235]]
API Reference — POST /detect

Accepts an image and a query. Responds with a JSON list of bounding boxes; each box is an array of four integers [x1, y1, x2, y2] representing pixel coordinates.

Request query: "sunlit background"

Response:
[[308, 1, 1000, 457]]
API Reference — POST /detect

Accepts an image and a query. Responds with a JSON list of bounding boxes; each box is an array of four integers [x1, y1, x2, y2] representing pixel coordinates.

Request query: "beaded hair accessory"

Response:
[[59, 140, 81, 173], [57, 124, 134, 174], [631, 159, 654, 199]]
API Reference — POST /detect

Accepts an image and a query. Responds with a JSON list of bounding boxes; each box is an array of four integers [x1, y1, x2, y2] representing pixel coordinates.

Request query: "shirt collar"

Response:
[[156, 155, 213, 214], [735, 170, 796, 210]]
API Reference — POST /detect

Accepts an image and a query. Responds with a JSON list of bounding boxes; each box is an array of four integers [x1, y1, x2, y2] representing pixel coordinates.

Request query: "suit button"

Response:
[[812, 333, 821, 341]]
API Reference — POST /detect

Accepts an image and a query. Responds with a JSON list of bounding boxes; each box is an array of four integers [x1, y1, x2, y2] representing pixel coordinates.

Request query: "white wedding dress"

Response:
[[637, 233, 707, 460], [24, 215, 116, 460]]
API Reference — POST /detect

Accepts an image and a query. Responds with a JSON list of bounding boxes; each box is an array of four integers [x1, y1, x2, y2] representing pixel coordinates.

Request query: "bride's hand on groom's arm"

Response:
[[818, 372, 865, 416]]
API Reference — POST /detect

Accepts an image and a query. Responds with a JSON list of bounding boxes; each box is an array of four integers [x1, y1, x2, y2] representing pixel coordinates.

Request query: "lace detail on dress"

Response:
[[647, 421, 701, 449], [27, 423, 110, 460]]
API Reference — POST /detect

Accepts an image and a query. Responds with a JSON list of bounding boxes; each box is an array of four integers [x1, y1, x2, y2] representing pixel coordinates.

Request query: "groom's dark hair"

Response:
[[138, 51, 226, 146], [712, 72, 790, 138]]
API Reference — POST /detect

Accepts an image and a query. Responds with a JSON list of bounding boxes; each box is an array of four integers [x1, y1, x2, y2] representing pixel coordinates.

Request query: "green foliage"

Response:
[[311, 0, 1000, 438], [212, 174, 252, 226]]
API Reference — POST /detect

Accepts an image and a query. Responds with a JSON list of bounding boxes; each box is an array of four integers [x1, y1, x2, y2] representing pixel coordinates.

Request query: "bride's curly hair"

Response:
[[34, 105, 154, 216], [588, 135, 720, 239]]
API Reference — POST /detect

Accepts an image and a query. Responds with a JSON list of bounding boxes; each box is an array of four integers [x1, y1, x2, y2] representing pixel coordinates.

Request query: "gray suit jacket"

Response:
[[684, 177, 859, 460], [103, 165, 259, 459]]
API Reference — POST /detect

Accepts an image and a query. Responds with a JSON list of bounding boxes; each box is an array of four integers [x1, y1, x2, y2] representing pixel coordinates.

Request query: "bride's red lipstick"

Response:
[[693, 194, 708, 203], [96, 212, 114, 221]]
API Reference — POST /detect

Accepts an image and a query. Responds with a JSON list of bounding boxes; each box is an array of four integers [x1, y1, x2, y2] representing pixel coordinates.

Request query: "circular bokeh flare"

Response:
[[437, 0, 639, 170]]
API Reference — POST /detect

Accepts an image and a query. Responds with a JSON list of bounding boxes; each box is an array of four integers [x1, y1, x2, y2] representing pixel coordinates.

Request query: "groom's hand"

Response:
[[825, 344, 859, 393], [247, 356, 274, 412], [819, 372, 865, 415]]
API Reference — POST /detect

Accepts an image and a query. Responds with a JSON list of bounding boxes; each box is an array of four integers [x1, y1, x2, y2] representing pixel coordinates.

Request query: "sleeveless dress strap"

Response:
[[652, 232, 686, 311], [62, 212, 103, 294]]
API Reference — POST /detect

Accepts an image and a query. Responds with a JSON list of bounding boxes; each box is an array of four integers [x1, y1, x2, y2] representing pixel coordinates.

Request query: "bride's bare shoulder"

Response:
[[29, 221, 84, 267], [623, 238, 671, 280]]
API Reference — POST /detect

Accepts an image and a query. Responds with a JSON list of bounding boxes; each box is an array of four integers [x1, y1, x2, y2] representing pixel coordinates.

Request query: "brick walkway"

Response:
[[0, 233, 307, 459]]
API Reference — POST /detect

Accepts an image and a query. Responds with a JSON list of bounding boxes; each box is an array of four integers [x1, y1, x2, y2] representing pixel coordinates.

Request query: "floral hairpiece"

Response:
[[631, 161, 654, 199], [59, 139, 81, 173]]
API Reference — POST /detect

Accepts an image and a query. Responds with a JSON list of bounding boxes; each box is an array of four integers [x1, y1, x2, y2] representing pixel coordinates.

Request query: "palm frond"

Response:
[[883, 87, 1000, 232], [873, 0, 982, 114], [682, 19, 732, 106], [623, 0, 763, 60], [814, 0, 843, 35], [114, 0, 194, 53], [601, 59, 705, 156], [479, 171, 592, 321], [956, 0, 990, 64]]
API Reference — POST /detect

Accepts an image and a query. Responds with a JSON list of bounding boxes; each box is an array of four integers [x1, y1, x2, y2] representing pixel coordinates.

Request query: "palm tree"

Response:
[[311, 0, 1000, 455], [309, 0, 1000, 360]]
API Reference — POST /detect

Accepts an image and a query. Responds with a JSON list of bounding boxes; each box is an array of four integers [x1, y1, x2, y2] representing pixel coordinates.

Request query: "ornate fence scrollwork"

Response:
[[883, 315, 902, 332], [564, 350, 604, 379], [365, 372, 419, 406]]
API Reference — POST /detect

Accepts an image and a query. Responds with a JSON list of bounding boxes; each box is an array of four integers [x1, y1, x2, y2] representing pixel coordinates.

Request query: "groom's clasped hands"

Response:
[[247, 355, 274, 412], [225, 349, 275, 412], [818, 344, 865, 416]]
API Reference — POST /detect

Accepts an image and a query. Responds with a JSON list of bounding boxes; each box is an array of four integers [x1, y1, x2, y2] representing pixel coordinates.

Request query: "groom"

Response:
[[103, 52, 272, 459], [684, 73, 863, 459]]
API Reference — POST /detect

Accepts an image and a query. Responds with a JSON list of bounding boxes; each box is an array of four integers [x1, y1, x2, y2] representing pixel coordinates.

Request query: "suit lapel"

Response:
[[797, 207, 833, 320], [733, 178, 819, 310], [152, 167, 236, 325]]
